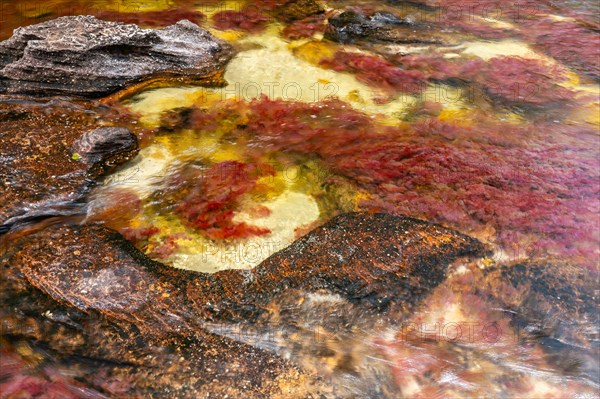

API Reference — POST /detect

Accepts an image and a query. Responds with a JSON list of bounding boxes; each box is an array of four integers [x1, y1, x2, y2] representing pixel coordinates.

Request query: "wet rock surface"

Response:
[[270, 0, 325, 23], [1, 212, 485, 396], [5, 213, 487, 325], [1, 235, 314, 398], [71, 127, 138, 174], [0, 16, 235, 97], [0, 99, 139, 231], [324, 10, 456, 46], [478, 261, 600, 384]]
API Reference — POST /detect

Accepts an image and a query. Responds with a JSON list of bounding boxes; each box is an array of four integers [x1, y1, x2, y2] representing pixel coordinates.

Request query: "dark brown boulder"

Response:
[[7, 213, 486, 327], [270, 0, 325, 23], [0, 235, 315, 398], [0, 16, 235, 97], [0, 99, 139, 231], [232, 212, 487, 315], [1, 212, 485, 396]]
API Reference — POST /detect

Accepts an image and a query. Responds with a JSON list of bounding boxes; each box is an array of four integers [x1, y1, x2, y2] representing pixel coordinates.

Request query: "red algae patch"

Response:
[[320, 51, 427, 95], [164, 161, 273, 240], [391, 53, 485, 83], [393, 54, 576, 109], [282, 14, 328, 40], [212, 10, 270, 33], [522, 18, 600, 80], [165, 96, 598, 267], [472, 56, 575, 107], [96, 8, 205, 27]]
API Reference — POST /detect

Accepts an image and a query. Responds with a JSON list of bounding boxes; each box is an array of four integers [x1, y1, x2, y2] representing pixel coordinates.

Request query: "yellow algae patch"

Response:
[[438, 108, 474, 126], [170, 190, 320, 272], [291, 41, 337, 65], [210, 29, 248, 42], [124, 30, 416, 124], [196, 0, 247, 19], [100, 0, 173, 13], [476, 16, 515, 30], [126, 87, 222, 127], [222, 31, 416, 115]]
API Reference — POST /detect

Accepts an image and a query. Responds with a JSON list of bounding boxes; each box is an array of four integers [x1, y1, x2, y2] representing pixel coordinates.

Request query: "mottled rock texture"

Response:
[[0, 16, 235, 97], [1, 212, 485, 396], [324, 10, 456, 45], [1, 232, 314, 398], [270, 0, 325, 22], [0, 99, 139, 231]]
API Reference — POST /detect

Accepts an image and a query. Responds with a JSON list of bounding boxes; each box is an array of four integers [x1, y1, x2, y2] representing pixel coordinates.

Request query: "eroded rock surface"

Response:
[[6, 213, 486, 325], [0, 99, 139, 231], [1, 236, 314, 398], [1, 212, 485, 396], [0, 16, 234, 97], [324, 10, 456, 46]]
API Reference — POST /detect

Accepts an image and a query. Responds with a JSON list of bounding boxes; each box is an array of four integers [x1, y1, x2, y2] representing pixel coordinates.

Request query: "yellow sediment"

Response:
[[124, 27, 416, 127]]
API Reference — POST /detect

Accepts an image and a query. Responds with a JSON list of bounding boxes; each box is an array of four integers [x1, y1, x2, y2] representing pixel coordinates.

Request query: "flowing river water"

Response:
[[1, 0, 599, 398]]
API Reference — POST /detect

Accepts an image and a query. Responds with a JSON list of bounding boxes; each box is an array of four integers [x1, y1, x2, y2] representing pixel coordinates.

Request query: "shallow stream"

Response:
[[1, 0, 599, 397]]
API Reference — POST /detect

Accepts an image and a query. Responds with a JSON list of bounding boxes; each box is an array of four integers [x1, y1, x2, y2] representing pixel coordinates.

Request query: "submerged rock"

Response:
[[270, 0, 325, 23], [1, 238, 314, 398], [0, 16, 234, 97], [324, 10, 456, 46], [1, 212, 485, 395], [0, 99, 139, 231], [478, 261, 600, 384], [71, 127, 138, 174], [6, 213, 486, 325]]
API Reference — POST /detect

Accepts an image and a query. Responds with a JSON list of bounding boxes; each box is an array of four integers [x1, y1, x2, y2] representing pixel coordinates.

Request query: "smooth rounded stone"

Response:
[[0, 16, 235, 97], [1, 211, 486, 396], [0, 99, 139, 231]]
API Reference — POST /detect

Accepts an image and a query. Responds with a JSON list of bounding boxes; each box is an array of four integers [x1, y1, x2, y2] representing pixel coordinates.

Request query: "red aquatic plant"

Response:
[[212, 9, 270, 33], [411, 0, 550, 21], [173, 161, 272, 240], [472, 56, 575, 107], [149, 233, 187, 259], [0, 348, 109, 398], [395, 54, 575, 108], [392, 53, 484, 82], [282, 14, 327, 40], [236, 98, 598, 266], [120, 226, 160, 244], [320, 51, 427, 94], [158, 97, 599, 267], [521, 18, 600, 79], [442, 17, 514, 40]]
